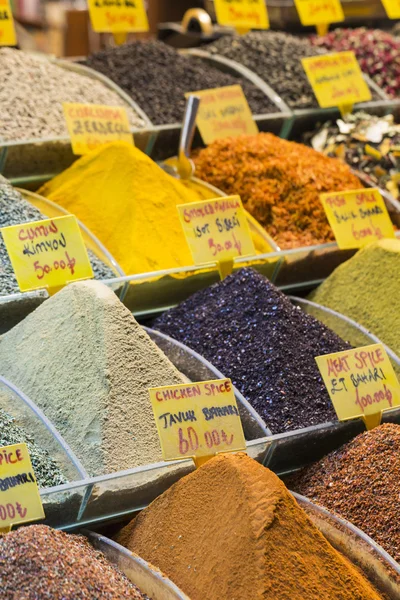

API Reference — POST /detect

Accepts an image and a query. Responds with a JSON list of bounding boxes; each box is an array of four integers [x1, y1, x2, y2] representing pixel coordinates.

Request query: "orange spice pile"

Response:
[[194, 133, 361, 249]]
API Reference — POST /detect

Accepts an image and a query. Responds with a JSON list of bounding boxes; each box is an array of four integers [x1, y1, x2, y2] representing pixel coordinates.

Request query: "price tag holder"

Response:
[[320, 188, 395, 249], [149, 378, 246, 467], [0, 443, 45, 533], [63, 103, 134, 156], [294, 0, 344, 33], [316, 344, 400, 430], [87, 0, 149, 33], [185, 85, 258, 146], [214, 0, 269, 32], [0, 0, 16, 46], [177, 195, 256, 279], [1, 215, 94, 293], [302, 51, 371, 115], [380, 0, 400, 19]]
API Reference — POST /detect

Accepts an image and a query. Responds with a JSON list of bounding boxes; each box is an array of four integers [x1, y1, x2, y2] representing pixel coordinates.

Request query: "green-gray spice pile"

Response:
[[288, 423, 400, 562], [0, 525, 151, 599], [0, 176, 115, 295], [0, 406, 65, 488]]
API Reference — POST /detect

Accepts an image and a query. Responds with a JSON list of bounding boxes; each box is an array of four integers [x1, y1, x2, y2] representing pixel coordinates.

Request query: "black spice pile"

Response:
[[0, 525, 152, 599], [0, 177, 115, 295], [304, 112, 400, 200], [82, 40, 277, 124], [153, 268, 350, 433], [288, 423, 400, 563], [207, 32, 324, 109]]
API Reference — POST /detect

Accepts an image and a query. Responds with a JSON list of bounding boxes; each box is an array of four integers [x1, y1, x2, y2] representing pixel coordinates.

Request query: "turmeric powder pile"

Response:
[[39, 142, 269, 275], [115, 453, 383, 600], [194, 133, 362, 249]]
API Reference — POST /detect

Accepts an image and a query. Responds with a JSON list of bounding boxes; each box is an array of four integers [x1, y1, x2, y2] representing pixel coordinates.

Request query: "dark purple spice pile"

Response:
[[288, 423, 400, 562], [152, 268, 350, 434], [0, 525, 151, 599]]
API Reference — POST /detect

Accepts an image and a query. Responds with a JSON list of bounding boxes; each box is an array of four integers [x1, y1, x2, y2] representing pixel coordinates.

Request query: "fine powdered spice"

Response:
[[310, 239, 400, 358], [115, 453, 383, 600], [81, 40, 277, 125], [288, 423, 400, 563], [0, 48, 144, 142], [39, 142, 269, 275], [0, 176, 114, 295], [0, 405, 65, 488], [193, 133, 361, 248], [0, 525, 151, 599], [153, 268, 350, 434], [0, 280, 186, 476]]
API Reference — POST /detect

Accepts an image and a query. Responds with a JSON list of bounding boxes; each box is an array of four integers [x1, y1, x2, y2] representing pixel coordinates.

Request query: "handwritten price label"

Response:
[[177, 195, 255, 266], [320, 188, 395, 249], [316, 344, 400, 429], [380, 0, 400, 19], [63, 103, 133, 156], [1, 215, 93, 293], [185, 85, 258, 146], [302, 51, 371, 109], [0, 443, 44, 529], [294, 0, 344, 25], [214, 0, 269, 29], [87, 0, 149, 32], [149, 379, 246, 461], [0, 0, 16, 46]]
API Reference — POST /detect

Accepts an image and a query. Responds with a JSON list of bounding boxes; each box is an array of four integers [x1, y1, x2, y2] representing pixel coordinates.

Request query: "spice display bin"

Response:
[[0, 189, 127, 334], [87, 532, 191, 600], [0, 59, 152, 185], [294, 493, 400, 596], [35, 329, 271, 529], [264, 297, 400, 476]]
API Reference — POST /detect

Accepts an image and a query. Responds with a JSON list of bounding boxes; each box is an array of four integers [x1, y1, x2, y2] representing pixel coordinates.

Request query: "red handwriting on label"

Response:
[[33, 253, 77, 280], [0, 502, 27, 520], [327, 347, 384, 377], [351, 219, 383, 242], [308, 1, 340, 16], [155, 380, 232, 402], [178, 426, 235, 456], [0, 447, 23, 466], [228, 7, 261, 23]]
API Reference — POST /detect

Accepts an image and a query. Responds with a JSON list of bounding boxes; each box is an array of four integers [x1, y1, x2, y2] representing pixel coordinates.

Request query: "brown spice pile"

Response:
[[288, 423, 400, 563], [115, 453, 382, 600], [193, 133, 361, 249], [0, 525, 151, 599]]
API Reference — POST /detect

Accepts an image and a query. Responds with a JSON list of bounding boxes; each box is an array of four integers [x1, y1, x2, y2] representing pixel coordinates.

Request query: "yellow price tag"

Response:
[[63, 103, 133, 156], [302, 51, 371, 109], [294, 0, 344, 25], [320, 188, 395, 249], [1, 215, 94, 293], [0, 443, 45, 530], [87, 0, 149, 32], [214, 0, 269, 30], [185, 85, 258, 146], [149, 379, 246, 463], [380, 0, 400, 19], [0, 0, 16, 46], [177, 195, 255, 268], [316, 344, 400, 430]]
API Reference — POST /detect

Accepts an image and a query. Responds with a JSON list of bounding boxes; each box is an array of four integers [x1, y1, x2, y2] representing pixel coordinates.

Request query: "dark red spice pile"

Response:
[[288, 423, 400, 562], [0, 525, 151, 599], [310, 28, 400, 99]]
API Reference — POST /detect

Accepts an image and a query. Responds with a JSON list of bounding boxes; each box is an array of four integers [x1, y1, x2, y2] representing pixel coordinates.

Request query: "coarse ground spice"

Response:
[[0, 405, 65, 488], [115, 453, 383, 600], [0, 176, 114, 295], [310, 239, 400, 358], [81, 40, 277, 125], [288, 423, 400, 563], [0, 525, 151, 599], [193, 133, 361, 249], [0, 280, 186, 476], [153, 268, 350, 434], [39, 142, 270, 274], [0, 48, 144, 142]]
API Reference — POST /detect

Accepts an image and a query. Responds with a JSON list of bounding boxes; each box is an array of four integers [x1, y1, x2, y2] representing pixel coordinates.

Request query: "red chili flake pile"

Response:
[[288, 423, 400, 562], [0, 525, 151, 599], [310, 28, 400, 99], [193, 133, 361, 249]]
